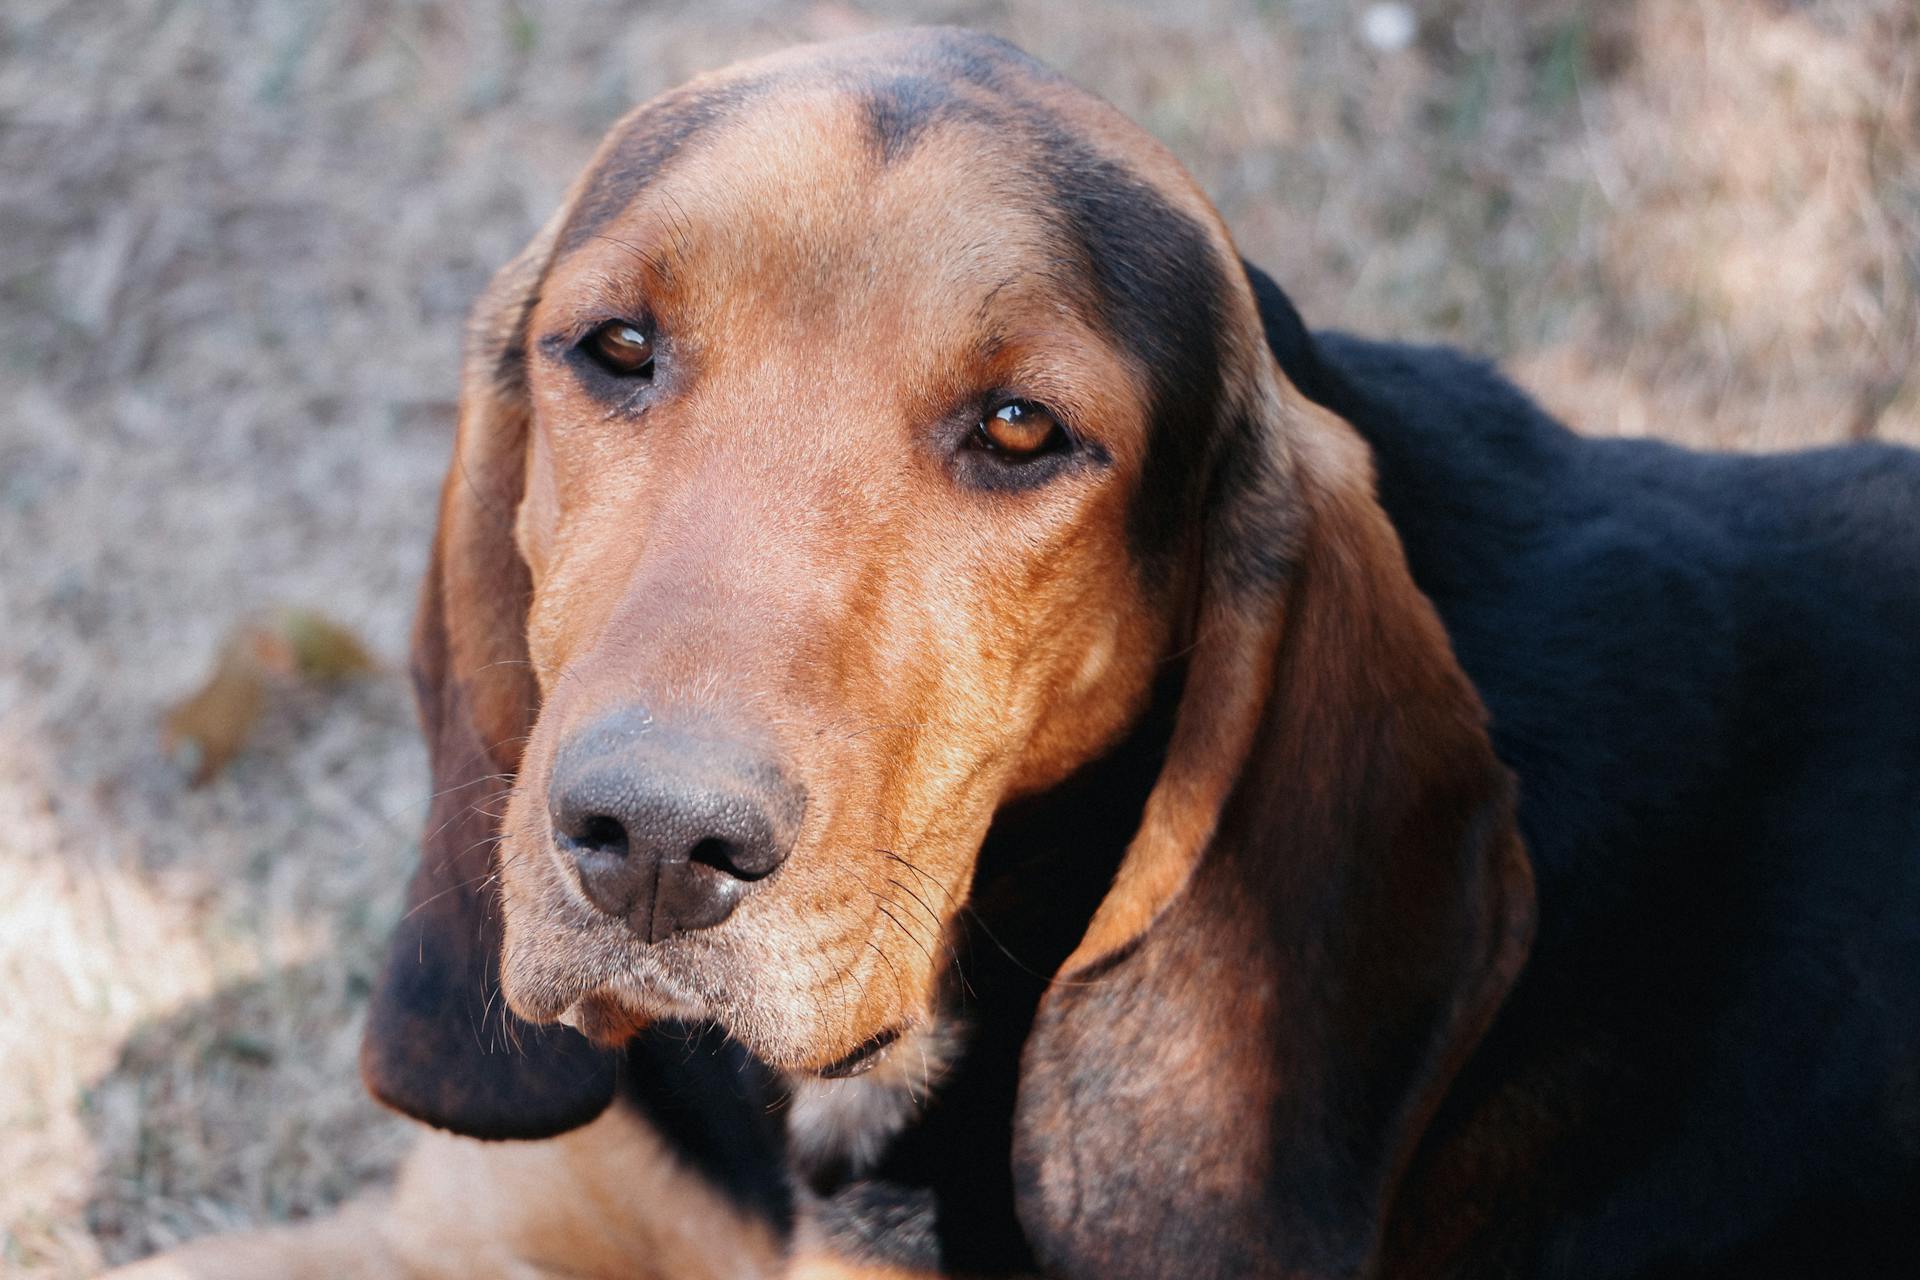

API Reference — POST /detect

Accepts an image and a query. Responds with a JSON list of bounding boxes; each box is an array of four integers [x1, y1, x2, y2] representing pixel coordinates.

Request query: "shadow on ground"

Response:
[[80, 957, 412, 1270]]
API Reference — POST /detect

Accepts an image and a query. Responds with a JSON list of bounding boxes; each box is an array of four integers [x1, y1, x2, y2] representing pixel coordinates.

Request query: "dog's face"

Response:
[[370, 33, 1533, 1269], [492, 33, 1263, 1074]]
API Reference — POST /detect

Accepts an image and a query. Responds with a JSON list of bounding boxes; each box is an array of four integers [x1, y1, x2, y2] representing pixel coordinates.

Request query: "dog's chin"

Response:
[[499, 880, 932, 1070], [550, 990, 658, 1045], [499, 915, 709, 1035], [515, 983, 906, 1081], [504, 943, 917, 1080]]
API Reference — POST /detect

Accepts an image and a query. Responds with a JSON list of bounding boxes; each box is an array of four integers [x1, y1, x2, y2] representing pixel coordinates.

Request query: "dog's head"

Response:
[[363, 29, 1533, 1277]]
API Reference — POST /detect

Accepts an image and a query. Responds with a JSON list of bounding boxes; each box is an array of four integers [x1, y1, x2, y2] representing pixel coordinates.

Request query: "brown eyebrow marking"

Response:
[[1022, 123, 1234, 572], [859, 73, 996, 166], [857, 29, 1237, 570], [853, 28, 1059, 165], [556, 77, 771, 257]]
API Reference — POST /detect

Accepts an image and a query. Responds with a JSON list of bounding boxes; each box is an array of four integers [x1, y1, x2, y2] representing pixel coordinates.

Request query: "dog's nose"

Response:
[[547, 710, 803, 943]]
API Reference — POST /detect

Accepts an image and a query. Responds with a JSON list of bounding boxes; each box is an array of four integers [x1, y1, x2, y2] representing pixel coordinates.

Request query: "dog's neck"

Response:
[[787, 666, 1186, 1266], [786, 1018, 965, 1188]]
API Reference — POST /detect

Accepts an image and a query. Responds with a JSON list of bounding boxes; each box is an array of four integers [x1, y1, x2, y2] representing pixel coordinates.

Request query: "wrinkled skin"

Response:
[[494, 34, 1264, 1075]]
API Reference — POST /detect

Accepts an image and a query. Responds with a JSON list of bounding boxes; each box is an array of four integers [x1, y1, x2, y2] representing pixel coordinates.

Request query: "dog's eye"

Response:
[[973, 400, 1066, 459], [583, 321, 654, 376]]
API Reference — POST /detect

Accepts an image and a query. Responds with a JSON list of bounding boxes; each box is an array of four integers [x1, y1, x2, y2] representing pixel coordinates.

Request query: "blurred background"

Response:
[[2, 0, 1915, 1273]]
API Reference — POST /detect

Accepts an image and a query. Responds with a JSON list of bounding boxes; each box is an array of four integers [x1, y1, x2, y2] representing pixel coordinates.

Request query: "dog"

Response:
[[108, 27, 1920, 1280]]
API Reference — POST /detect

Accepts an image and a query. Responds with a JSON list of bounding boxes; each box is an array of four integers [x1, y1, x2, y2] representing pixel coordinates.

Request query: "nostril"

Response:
[[688, 836, 775, 882], [569, 813, 631, 859]]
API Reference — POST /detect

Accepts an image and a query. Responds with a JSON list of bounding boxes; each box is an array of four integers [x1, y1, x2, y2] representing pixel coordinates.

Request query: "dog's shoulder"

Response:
[[1284, 303, 1920, 873], [1249, 270, 1920, 1277]]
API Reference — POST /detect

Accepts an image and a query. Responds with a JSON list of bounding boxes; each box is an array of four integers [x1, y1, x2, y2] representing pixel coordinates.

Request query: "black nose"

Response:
[[547, 709, 804, 943]]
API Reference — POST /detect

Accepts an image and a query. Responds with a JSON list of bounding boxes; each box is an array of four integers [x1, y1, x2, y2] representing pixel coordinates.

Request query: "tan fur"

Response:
[[117, 27, 1533, 1280], [786, 1258, 948, 1280], [495, 49, 1180, 1074], [1012, 388, 1532, 1275], [101, 1108, 780, 1279]]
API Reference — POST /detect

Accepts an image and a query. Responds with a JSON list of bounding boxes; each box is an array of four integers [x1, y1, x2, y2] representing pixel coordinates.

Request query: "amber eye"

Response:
[[583, 321, 654, 376], [974, 400, 1066, 458]]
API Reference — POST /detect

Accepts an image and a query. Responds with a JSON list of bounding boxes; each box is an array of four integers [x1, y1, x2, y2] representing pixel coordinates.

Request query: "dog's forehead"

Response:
[[537, 30, 1248, 566], [560, 30, 1213, 247], [558, 87, 1056, 316], [550, 31, 1232, 305]]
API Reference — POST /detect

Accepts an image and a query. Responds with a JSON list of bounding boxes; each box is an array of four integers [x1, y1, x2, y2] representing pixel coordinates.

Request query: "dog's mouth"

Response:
[[814, 1026, 902, 1079], [499, 776, 955, 1074], [539, 966, 911, 1080], [505, 906, 924, 1074], [553, 991, 650, 1044], [502, 913, 714, 1038]]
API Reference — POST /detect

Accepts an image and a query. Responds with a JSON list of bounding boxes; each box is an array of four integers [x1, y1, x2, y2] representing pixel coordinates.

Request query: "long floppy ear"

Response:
[[360, 212, 619, 1138], [1013, 348, 1535, 1277]]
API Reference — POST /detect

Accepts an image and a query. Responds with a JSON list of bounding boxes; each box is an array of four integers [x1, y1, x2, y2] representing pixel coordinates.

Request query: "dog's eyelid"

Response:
[[542, 305, 650, 344], [947, 392, 1106, 493], [973, 397, 1070, 459], [579, 318, 656, 377]]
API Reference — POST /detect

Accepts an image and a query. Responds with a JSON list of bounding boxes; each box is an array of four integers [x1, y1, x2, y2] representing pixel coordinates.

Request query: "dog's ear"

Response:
[[360, 212, 619, 1139], [1013, 331, 1535, 1277]]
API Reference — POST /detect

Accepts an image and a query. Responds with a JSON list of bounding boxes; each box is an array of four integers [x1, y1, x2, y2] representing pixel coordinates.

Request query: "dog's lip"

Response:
[[503, 937, 709, 1029], [554, 991, 654, 1045], [814, 1026, 902, 1079]]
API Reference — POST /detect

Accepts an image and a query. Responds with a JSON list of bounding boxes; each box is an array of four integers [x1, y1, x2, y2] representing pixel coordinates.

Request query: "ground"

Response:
[[2, 0, 1916, 1273]]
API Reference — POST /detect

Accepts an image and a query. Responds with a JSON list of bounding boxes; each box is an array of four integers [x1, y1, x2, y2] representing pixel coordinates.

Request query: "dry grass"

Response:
[[2, 1, 1915, 1274]]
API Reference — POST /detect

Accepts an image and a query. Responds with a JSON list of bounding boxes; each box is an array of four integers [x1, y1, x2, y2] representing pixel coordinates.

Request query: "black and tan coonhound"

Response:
[[114, 27, 1920, 1280]]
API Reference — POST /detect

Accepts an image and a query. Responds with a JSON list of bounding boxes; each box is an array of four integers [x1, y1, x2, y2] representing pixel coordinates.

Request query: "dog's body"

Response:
[[107, 29, 1919, 1280], [1265, 291, 1920, 1276], [748, 285, 1920, 1278]]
